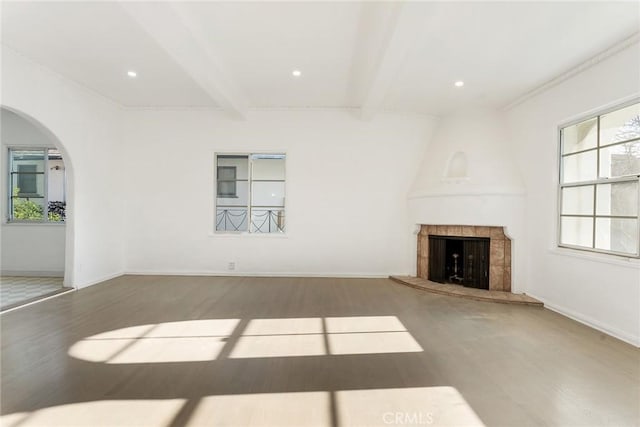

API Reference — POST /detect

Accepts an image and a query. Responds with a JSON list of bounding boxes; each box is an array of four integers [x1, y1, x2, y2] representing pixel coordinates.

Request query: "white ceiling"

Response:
[[1, 1, 216, 107], [2, 1, 639, 117]]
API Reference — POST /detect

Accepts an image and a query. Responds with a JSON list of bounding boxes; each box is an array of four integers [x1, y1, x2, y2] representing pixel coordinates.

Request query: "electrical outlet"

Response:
[[228, 262, 236, 271]]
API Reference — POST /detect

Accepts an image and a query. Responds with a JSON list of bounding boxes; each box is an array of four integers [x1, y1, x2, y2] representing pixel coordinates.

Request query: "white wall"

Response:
[[408, 108, 527, 292], [1, 46, 125, 288], [1, 225, 65, 276], [410, 108, 525, 197], [506, 41, 640, 346], [1, 109, 66, 275], [123, 110, 436, 277]]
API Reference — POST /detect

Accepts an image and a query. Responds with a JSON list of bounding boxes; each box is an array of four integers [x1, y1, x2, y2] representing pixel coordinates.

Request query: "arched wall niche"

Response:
[[1, 105, 75, 286], [444, 151, 468, 180]]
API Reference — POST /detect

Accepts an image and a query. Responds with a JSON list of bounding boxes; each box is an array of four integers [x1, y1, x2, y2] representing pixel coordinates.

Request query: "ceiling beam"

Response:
[[358, 2, 431, 120], [120, 2, 248, 119]]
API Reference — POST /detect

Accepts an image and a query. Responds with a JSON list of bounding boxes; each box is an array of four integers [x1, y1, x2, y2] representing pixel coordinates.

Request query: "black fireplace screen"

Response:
[[428, 235, 489, 289]]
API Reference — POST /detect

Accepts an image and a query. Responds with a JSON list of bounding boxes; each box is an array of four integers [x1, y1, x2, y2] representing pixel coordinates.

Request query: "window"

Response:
[[215, 153, 285, 233], [217, 166, 237, 197], [8, 148, 66, 222], [559, 101, 640, 257], [17, 164, 38, 194]]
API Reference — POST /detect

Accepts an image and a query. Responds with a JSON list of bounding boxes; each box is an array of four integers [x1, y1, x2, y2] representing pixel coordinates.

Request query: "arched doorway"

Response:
[[0, 106, 75, 311]]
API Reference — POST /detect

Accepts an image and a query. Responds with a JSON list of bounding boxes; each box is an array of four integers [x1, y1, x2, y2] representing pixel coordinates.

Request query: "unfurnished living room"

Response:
[[0, 1, 639, 426]]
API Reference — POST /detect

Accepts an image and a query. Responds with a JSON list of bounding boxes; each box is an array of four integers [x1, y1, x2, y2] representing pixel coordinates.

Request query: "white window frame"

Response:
[[557, 99, 640, 258], [7, 146, 66, 224], [214, 152, 286, 234]]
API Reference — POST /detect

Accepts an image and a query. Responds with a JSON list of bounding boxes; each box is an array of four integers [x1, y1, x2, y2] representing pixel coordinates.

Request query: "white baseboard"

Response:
[[75, 271, 125, 289], [529, 293, 640, 347], [124, 270, 390, 279]]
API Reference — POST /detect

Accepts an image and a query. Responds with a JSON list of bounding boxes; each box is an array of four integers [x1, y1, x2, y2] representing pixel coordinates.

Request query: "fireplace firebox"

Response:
[[428, 236, 490, 289]]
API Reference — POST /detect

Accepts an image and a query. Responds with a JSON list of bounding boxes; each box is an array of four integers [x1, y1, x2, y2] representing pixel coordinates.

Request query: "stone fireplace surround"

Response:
[[417, 225, 512, 292]]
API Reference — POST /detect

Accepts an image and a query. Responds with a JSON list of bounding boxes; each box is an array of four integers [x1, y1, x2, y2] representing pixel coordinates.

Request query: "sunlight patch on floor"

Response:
[[68, 338, 132, 362], [68, 316, 423, 363], [244, 317, 323, 335], [149, 319, 240, 337], [1, 387, 485, 427], [188, 392, 331, 426], [328, 331, 422, 355], [0, 399, 185, 427], [68, 319, 240, 363], [109, 337, 227, 364], [337, 386, 485, 426], [230, 334, 327, 358]]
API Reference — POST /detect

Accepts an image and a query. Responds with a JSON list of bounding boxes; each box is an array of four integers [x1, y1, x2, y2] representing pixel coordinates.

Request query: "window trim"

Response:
[[557, 99, 640, 259], [7, 146, 65, 224], [214, 152, 286, 235]]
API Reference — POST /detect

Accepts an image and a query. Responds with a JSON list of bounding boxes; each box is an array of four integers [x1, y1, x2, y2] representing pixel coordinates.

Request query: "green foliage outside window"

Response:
[[12, 187, 43, 220], [12, 187, 65, 221]]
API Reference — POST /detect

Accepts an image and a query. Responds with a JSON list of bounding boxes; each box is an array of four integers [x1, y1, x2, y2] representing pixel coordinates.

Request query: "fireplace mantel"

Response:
[[417, 225, 511, 292]]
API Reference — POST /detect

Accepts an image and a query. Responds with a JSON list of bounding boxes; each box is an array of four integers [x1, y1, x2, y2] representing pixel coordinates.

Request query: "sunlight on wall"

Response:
[[1, 387, 485, 427], [68, 316, 423, 363]]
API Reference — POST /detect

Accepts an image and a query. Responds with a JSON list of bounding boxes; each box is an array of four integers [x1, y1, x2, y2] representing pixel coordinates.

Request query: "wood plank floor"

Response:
[[1, 275, 638, 426]]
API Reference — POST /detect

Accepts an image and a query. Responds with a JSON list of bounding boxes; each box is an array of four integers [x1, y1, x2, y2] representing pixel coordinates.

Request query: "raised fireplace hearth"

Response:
[[417, 225, 512, 292]]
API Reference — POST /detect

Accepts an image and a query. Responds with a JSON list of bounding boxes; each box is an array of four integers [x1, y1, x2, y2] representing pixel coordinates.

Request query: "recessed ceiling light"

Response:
[[127, 70, 137, 78], [454, 81, 464, 87], [292, 69, 302, 77]]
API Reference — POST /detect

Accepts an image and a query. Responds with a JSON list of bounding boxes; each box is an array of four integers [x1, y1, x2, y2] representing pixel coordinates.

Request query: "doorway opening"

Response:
[[1, 107, 74, 311]]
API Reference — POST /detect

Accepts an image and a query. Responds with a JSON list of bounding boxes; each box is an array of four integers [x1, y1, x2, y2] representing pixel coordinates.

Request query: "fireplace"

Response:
[[417, 225, 512, 292], [428, 236, 489, 289]]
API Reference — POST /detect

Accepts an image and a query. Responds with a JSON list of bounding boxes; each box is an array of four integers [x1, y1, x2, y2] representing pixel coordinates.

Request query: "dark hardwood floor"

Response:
[[1, 275, 638, 426]]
